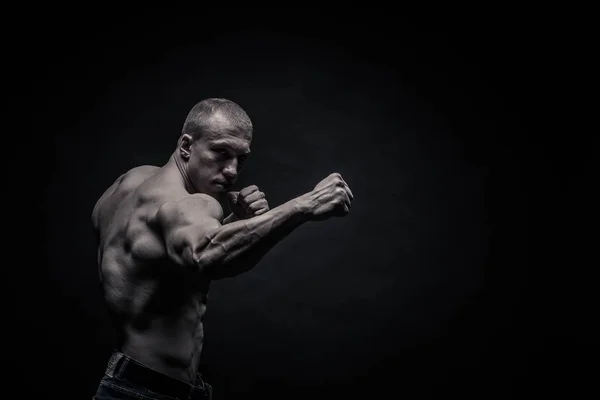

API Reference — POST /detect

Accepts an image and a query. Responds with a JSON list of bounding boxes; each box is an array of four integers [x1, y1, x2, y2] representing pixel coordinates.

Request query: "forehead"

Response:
[[201, 112, 252, 151], [205, 133, 251, 154], [208, 112, 251, 136]]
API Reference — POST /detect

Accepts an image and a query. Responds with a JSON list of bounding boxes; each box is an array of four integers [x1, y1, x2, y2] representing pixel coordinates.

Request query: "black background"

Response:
[[16, 8, 586, 400]]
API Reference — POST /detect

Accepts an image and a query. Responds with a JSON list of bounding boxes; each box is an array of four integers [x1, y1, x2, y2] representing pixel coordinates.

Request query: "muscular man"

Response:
[[91, 98, 354, 400]]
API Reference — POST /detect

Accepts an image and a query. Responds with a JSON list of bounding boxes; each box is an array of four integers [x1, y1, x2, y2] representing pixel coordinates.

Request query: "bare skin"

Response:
[[92, 111, 354, 385]]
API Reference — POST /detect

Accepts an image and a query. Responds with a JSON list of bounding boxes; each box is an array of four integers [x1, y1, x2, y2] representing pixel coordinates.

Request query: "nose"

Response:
[[222, 159, 238, 181]]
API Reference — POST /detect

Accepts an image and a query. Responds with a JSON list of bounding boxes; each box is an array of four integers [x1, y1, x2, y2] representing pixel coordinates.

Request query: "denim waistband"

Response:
[[105, 351, 204, 399]]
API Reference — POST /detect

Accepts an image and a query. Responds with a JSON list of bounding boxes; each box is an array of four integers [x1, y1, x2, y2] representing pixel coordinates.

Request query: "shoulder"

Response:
[[119, 165, 160, 190], [92, 165, 160, 228], [156, 193, 224, 225], [96, 165, 159, 201]]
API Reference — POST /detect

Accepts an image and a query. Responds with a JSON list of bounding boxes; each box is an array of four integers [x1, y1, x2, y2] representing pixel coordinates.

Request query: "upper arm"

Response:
[[155, 194, 224, 267]]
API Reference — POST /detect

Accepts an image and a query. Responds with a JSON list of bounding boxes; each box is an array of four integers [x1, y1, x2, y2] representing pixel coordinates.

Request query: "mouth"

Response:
[[213, 181, 232, 190]]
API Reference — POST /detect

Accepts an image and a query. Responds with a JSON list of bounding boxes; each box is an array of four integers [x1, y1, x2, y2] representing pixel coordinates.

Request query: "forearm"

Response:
[[195, 194, 312, 279]]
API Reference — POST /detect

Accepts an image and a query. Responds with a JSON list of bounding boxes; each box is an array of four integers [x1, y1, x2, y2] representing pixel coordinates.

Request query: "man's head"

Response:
[[176, 98, 253, 199]]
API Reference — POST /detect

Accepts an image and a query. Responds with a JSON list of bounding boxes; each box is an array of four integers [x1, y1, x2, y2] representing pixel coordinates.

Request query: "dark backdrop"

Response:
[[18, 8, 584, 400]]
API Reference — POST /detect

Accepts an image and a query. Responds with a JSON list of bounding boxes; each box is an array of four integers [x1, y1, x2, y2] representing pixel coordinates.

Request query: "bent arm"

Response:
[[157, 193, 313, 280]]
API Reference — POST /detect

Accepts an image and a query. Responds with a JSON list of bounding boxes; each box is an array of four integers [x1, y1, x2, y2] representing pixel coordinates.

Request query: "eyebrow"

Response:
[[210, 139, 251, 155]]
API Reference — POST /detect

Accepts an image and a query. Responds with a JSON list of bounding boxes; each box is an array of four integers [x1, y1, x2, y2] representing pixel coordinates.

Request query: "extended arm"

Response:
[[157, 193, 312, 280], [156, 172, 353, 280]]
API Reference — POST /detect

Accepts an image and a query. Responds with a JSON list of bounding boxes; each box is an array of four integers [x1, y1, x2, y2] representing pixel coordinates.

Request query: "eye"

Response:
[[214, 149, 229, 157]]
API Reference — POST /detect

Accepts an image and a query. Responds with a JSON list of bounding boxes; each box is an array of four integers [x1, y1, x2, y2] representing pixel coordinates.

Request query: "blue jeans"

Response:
[[93, 352, 212, 400]]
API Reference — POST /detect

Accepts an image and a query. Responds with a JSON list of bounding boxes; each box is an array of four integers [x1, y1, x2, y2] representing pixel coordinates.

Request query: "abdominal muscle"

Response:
[[101, 247, 210, 385], [120, 296, 207, 384]]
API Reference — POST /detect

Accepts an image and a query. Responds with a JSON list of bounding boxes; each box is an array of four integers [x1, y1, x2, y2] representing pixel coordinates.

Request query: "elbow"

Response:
[[164, 225, 225, 272], [167, 240, 221, 275], [191, 231, 226, 273], [169, 232, 238, 278], [193, 245, 225, 276], [166, 240, 203, 270]]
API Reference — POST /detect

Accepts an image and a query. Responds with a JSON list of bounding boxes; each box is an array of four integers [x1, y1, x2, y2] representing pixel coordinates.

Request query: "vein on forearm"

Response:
[[193, 200, 305, 278]]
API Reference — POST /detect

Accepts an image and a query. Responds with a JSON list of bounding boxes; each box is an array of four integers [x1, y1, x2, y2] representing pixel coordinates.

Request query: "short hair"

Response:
[[182, 98, 253, 140]]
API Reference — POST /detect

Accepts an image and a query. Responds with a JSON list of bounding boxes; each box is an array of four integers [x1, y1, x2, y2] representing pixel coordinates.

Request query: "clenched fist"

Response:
[[226, 185, 270, 220], [306, 173, 354, 221]]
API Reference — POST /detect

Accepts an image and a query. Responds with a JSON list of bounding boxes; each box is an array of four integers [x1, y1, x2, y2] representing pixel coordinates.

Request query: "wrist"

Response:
[[293, 192, 315, 221]]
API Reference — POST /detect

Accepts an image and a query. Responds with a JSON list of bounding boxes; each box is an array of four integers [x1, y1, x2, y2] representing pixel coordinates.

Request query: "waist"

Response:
[[119, 328, 205, 379], [104, 351, 207, 399]]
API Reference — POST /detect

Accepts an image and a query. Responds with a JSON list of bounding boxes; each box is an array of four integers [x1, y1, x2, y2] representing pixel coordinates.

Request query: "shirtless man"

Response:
[[91, 98, 354, 400]]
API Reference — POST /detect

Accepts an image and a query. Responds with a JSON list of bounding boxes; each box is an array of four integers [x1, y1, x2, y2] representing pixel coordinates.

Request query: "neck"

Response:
[[170, 153, 197, 194]]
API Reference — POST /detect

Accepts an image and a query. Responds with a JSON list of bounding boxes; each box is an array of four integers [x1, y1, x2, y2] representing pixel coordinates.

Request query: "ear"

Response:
[[179, 134, 193, 160]]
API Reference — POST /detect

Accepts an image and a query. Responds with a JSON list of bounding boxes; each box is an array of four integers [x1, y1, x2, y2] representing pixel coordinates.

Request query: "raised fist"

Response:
[[308, 173, 354, 221], [227, 185, 270, 220]]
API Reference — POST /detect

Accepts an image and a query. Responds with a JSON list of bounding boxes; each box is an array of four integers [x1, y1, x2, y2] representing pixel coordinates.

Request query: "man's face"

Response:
[[185, 127, 251, 199]]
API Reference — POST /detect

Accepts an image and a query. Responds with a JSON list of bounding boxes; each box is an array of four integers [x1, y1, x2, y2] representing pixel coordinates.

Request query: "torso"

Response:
[[92, 164, 212, 384]]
